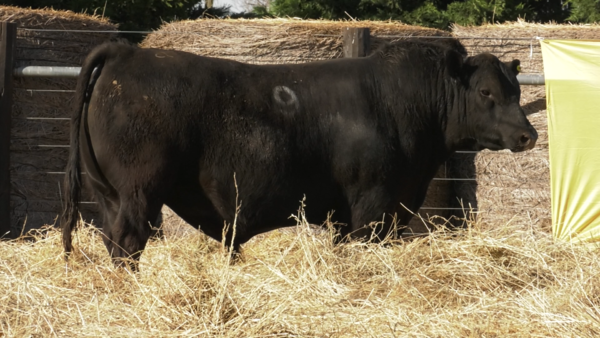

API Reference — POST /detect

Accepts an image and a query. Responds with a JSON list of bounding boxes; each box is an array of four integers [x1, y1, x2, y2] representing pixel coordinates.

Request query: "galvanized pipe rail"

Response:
[[14, 66, 81, 78], [517, 74, 546, 85]]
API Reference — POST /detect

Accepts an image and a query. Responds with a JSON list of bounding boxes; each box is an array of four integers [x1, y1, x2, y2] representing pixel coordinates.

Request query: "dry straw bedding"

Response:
[[141, 18, 450, 65], [2, 213, 600, 337]]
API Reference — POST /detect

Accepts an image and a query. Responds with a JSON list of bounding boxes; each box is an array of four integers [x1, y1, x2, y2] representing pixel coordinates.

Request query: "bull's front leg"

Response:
[[343, 185, 396, 242]]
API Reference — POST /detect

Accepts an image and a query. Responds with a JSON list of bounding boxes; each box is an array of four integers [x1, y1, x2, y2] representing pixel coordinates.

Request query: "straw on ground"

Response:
[[1, 209, 599, 337]]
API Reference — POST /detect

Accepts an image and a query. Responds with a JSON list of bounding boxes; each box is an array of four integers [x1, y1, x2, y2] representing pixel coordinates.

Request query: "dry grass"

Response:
[[2, 209, 600, 337], [454, 20, 600, 74], [141, 18, 449, 65]]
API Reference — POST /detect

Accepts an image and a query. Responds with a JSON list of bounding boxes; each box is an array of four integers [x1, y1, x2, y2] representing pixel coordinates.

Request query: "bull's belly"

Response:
[[165, 168, 351, 241]]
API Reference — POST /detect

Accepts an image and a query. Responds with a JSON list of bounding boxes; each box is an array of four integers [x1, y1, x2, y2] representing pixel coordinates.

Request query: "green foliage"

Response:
[[252, 5, 271, 16], [3, 0, 589, 30], [97, 0, 199, 31], [266, 0, 574, 29], [399, 2, 449, 29], [446, 0, 502, 26], [270, 0, 331, 18], [567, 0, 600, 23], [270, 0, 362, 19], [1, 0, 231, 31], [531, 0, 569, 22]]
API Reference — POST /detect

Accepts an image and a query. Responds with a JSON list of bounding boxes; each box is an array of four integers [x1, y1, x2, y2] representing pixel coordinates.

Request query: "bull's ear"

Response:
[[445, 49, 464, 80], [505, 59, 521, 75]]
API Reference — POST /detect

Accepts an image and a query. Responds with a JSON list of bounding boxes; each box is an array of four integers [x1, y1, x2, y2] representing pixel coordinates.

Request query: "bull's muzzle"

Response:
[[513, 127, 538, 152]]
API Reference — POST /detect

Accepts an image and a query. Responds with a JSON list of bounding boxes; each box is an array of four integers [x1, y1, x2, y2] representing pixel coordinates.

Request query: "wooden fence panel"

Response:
[[0, 22, 16, 238]]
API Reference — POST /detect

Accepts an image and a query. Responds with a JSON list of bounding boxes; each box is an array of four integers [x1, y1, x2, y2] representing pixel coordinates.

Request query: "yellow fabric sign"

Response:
[[541, 40, 600, 246]]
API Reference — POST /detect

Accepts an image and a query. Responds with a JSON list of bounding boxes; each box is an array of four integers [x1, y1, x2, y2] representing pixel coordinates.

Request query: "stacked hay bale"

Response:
[[3, 6, 117, 234], [452, 21, 600, 231], [141, 18, 450, 64], [142, 19, 456, 234]]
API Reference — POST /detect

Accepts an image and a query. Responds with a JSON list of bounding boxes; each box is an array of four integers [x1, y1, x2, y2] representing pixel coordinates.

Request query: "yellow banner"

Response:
[[541, 40, 600, 246]]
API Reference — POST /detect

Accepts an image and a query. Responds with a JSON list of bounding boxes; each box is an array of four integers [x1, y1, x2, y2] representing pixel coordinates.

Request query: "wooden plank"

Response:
[[10, 171, 98, 231], [11, 199, 100, 235], [0, 22, 16, 239], [342, 27, 370, 58]]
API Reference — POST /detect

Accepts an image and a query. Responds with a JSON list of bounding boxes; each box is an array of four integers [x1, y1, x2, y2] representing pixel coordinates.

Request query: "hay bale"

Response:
[[2, 6, 117, 234], [141, 18, 450, 64], [142, 18, 457, 234], [450, 21, 600, 231], [453, 20, 600, 74]]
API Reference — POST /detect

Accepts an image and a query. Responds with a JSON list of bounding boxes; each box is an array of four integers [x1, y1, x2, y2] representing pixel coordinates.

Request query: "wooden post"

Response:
[[342, 27, 370, 58], [0, 22, 16, 239]]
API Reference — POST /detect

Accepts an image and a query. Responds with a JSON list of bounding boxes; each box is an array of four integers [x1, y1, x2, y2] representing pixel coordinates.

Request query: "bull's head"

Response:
[[447, 52, 538, 153]]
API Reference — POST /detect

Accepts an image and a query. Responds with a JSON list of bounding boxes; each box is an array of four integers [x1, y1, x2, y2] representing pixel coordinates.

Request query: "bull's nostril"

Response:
[[520, 134, 530, 146]]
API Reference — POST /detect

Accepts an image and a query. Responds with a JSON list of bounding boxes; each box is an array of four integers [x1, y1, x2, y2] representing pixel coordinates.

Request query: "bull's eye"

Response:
[[480, 89, 491, 97]]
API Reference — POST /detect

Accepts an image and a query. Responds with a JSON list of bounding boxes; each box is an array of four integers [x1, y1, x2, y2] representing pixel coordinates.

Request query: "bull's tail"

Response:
[[60, 44, 109, 258]]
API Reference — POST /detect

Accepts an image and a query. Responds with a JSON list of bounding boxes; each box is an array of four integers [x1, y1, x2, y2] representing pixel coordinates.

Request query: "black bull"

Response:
[[61, 40, 537, 267]]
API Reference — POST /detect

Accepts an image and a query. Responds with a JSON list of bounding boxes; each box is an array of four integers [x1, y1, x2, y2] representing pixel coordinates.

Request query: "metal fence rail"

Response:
[[14, 66, 81, 78]]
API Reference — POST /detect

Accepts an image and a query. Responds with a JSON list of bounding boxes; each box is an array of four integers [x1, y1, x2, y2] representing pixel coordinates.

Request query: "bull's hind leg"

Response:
[[102, 197, 162, 270], [94, 194, 119, 231]]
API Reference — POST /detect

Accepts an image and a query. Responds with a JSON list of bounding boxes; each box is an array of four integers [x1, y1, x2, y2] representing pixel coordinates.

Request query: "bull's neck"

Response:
[[376, 67, 456, 161], [443, 84, 474, 154]]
